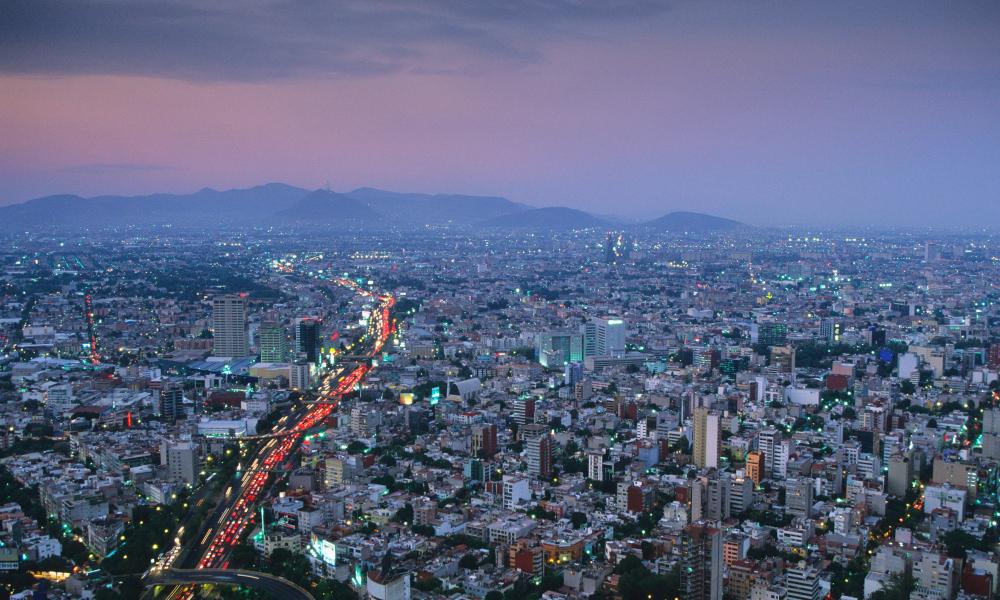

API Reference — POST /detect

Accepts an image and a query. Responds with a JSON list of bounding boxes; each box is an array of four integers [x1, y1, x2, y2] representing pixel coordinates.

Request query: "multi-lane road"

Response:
[[148, 569, 312, 600], [151, 277, 395, 599]]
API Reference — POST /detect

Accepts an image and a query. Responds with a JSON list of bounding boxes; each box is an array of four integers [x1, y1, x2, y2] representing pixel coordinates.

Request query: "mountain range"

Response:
[[0, 183, 746, 232]]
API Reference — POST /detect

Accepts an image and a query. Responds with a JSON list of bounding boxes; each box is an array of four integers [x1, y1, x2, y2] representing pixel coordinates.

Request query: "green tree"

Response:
[[459, 553, 479, 569]]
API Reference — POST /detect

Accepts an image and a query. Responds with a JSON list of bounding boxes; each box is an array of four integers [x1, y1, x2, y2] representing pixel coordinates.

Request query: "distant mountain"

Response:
[[642, 211, 745, 232], [275, 189, 382, 225], [479, 207, 609, 229], [344, 187, 528, 226], [0, 183, 534, 230], [0, 183, 308, 229]]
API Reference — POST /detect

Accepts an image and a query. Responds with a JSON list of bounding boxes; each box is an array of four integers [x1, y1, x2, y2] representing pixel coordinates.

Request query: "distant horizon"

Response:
[[4, 180, 1000, 232], [3, 1, 999, 227]]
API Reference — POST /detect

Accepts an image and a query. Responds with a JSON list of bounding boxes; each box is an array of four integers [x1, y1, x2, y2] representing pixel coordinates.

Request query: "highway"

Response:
[[148, 568, 312, 600], [151, 276, 395, 600]]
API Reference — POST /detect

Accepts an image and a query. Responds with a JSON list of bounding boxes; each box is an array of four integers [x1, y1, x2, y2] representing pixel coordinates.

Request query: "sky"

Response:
[[2, 0, 999, 226]]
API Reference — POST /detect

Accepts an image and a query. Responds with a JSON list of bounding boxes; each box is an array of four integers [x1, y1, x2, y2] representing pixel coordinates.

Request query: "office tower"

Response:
[[758, 428, 779, 479], [680, 523, 723, 600], [693, 407, 720, 468], [159, 384, 184, 422], [583, 317, 627, 357], [924, 241, 942, 262], [160, 439, 197, 485], [819, 319, 842, 344], [258, 321, 287, 362], [522, 424, 552, 479], [212, 295, 249, 357], [604, 233, 616, 264], [471, 424, 498, 458], [296, 318, 321, 364], [785, 563, 819, 600], [536, 331, 584, 368], [757, 322, 788, 347], [746, 451, 764, 486], [785, 478, 813, 518]]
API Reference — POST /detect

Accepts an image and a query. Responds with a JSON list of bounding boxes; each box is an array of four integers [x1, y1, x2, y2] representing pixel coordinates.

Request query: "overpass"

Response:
[[147, 568, 313, 600]]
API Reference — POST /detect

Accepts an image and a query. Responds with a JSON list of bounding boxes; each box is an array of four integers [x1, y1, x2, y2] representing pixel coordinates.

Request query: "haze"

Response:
[[2, 0, 999, 227]]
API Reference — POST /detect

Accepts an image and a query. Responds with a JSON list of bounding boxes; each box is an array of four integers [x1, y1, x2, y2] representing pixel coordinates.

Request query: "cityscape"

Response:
[[2, 3, 1000, 600]]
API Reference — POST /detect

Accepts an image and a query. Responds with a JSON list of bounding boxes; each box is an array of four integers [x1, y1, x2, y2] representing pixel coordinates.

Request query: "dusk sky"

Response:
[[2, 1, 999, 226]]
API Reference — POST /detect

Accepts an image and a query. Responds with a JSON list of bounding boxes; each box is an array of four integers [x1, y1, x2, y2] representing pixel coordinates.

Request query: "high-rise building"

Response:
[[536, 331, 584, 368], [785, 563, 819, 600], [587, 451, 605, 481], [989, 344, 1000, 370], [785, 478, 814, 518], [819, 319, 842, 344], [693, 407, 720, 468], [471, 424, 498, 458], [582, 317, 627, 358], [758, 428, 780, 479], [159, 384, 184, 422], [773, 440, 790, 479], [746, 451, 764, 486], [296, 318, 321, 364], [160, 439, 197, 485], [522, 424, 552, 479], [212, 295, 249, 357], [757, 322, 788, 347], [680, 523, 723, 600], [258, 321, 287, 362], [513, 397, 535, 426], [604, 232, 631, 264], [729, 471, 754, 514], [707, 474, 730, 520], [290, 360, 310, 391], [886, 453, 912, 497]]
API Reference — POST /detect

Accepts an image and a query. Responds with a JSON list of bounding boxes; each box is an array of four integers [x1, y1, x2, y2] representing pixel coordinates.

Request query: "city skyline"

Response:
[[3, 1, 1000, 226]]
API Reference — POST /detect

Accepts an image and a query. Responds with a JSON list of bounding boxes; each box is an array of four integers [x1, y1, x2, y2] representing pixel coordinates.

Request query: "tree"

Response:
[[570, 512, 588, 529], [392, 503, 414, 524], [229, 542, 260, 570], [868, 571, 915, 600], [346, 440, 368, 455], [315, 579, 360, 600], [459, 553, 479, 569]]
